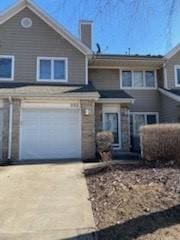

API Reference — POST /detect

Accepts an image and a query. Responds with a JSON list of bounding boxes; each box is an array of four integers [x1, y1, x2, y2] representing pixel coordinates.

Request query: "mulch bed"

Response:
[[85, 164, 180, 240]]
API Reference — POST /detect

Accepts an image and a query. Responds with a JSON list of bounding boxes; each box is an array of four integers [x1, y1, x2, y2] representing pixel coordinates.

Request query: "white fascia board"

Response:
[[164, 43, 180, 59], [0, 93, 100, 100], [0, 1, 26, 23], [97, 98, 135, 104]]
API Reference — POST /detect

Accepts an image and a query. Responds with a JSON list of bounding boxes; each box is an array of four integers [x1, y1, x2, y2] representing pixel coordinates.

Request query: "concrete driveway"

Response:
[[0, 162, 96, 240]]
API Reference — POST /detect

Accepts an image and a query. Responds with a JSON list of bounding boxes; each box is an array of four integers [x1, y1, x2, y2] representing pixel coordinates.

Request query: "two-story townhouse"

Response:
[[89, 50, 180, 152], [0, 0, 179, 163], [89, 55, 164, 152]]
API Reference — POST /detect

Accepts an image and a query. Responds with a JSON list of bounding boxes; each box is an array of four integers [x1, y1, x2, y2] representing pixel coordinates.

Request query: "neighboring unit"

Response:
[[0, 0, 179, 162]]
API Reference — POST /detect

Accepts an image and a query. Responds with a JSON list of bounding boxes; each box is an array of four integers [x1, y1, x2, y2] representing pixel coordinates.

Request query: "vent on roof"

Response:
[[21, 17, 32, 28]]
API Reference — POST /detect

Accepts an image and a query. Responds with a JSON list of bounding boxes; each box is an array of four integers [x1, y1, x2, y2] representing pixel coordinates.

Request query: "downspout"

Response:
[[8, 97, 13, 162], [163, 62, 168, 89]]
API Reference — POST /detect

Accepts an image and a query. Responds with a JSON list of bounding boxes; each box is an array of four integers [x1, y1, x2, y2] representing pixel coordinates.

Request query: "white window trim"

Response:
[[130, 112, 159, 137], [174, 65, 180, 87], [0, 55, 15, 81], [37, 57, 68, 82], [120, 69, 157, 90]]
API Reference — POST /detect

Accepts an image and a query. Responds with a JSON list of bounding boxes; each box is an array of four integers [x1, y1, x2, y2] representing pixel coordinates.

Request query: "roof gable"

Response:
[[165, 44, 180, 59], [0, 0, 92, 56]]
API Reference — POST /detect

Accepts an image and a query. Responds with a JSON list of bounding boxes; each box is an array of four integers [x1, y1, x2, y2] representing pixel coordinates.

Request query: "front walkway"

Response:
[[0, 162, 95, 240]]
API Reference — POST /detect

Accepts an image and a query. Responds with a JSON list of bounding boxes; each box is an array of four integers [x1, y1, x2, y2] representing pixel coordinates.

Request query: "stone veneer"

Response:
[[120, 104, 130, 151], [11, 99, 21, 161], [81, 100, 96, 160], [1, 99, 21, 163], [2, 99, 9, 161], [95, 103, 103, 133]]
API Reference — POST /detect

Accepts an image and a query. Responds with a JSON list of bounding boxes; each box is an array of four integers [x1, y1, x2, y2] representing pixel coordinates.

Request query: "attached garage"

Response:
[[20, 103, 81, 160]]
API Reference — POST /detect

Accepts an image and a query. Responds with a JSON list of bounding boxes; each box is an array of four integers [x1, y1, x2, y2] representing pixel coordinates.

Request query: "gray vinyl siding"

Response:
[[0, 8, 86, 84], [126, 90, 160, 112], [89, 68, 162, 91], [159, 93, 179, 122], [89, 68, 160, 112], [166, 51, 180, 89], [89, 69, 120, 90], [157, 68, 164, 88]]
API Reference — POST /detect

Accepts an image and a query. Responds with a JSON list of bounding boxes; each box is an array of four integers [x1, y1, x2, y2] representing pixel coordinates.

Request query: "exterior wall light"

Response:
[[85, 109, 90, 116]]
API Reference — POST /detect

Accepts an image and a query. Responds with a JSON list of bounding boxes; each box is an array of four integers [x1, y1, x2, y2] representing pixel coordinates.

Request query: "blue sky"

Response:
[[0, 0, 180, 55]]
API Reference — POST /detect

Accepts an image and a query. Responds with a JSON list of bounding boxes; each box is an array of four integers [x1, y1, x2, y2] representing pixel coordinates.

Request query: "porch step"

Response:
[[113, 151, 141, 161]]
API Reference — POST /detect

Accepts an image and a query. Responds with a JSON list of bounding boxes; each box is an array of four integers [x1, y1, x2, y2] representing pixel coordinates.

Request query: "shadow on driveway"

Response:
[[64, 205, 180, 240], [1, 158, 81, 166]]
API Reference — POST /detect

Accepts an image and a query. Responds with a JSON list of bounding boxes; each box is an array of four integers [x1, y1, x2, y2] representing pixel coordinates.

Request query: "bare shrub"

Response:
[[140, 124, 180, 164], [96, 131, 114, 163]]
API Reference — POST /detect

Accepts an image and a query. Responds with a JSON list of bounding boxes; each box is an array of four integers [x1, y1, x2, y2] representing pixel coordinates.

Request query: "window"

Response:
[[145, 71, 155, 87], [121, 70, 156, 89], [147, 114, 157, 124], [122, 71, 132, 87], [131, 113, 158, 136], [0, 56, 14, 80], [175, 65, 180, 86], [40, 60, 51, 79], [134, 114, 146, 136], [134, 71, 144, 87], [37, 57, 67, 82], [104, 113, 119, 144]]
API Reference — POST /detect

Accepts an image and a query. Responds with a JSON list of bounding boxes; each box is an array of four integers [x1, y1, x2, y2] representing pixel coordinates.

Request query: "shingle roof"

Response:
[[165, 89, 180, 96], [0, 82, 98, 97], [99, 90, 133, 99], [0, 82, 134, 101], [95, 54, 164, 59]]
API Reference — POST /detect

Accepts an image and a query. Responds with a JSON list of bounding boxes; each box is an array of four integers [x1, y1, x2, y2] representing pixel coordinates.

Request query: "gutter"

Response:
[[163, 62, 168, 89], [8, 97, 13, 161], [97, 98, 135, 104], [0, 93, 100, 99]]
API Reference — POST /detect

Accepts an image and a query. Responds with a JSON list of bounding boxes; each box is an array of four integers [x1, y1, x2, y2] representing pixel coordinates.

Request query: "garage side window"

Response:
[[37, 57, 68, 82], [0, 56, 15, 81]]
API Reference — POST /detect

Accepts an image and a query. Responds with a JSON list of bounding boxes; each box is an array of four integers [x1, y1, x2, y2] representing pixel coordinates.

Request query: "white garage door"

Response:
[[20, 108, 81, 160]]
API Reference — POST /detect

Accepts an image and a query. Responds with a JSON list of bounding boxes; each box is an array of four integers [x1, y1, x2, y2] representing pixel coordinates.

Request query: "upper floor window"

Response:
[[0, 56, 14, 81], [37, 57, 68, 82], [175, 65, 180, 87], [121, 70, 157, 89]]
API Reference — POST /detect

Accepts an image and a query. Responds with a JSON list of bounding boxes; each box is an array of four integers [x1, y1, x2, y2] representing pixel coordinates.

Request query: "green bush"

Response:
[[96, 131, 114, 162], [140, 124, 180, 164]]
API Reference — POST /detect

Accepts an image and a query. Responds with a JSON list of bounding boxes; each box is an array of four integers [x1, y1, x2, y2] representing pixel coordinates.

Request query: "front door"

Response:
[[103, 112, 120, 148]]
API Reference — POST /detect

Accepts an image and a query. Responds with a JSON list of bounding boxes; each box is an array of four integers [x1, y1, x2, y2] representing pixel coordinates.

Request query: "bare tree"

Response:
[[52, 0, 179, 51]]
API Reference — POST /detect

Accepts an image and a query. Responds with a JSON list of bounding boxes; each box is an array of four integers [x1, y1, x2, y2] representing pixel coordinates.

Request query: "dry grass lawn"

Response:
[[85, 164, 180, 240]]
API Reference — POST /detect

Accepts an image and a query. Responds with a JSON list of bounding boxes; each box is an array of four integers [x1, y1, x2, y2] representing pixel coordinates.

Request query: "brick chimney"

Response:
[[79, 21, 93, 49]]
